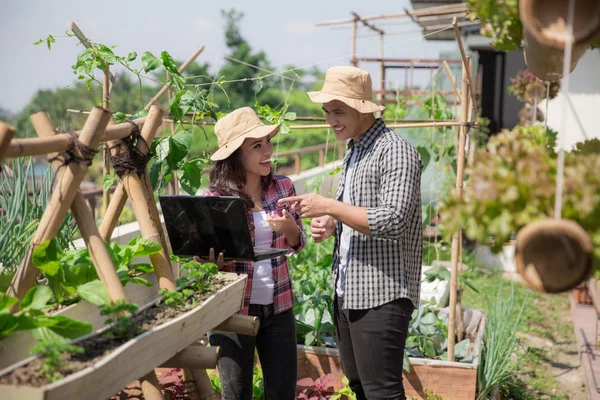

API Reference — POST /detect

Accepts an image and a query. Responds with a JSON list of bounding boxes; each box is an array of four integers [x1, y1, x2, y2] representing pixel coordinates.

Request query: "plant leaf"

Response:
[[77, 280, 110, 306], [142, 51, 163, 73], [19, 285, 53, 312]]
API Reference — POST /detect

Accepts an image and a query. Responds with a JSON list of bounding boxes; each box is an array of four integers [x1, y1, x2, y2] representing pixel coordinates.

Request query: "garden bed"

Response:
[[0, 272, 162, 370], [0, 272, 246, 400], [296, 308, 485, 399]]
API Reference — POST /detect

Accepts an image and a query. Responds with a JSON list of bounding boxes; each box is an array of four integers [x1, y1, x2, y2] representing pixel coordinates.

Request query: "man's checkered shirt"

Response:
[[333, 118, 423, 309]]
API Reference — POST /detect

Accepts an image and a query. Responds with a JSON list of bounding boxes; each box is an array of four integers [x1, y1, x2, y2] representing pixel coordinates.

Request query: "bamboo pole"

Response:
[[144, 45, 206, 110], [4, 118, 147, 158], [351, 17, 358, 67], [70, 22, 115, 217], [289, 121, 470, 129], [99, 105, 164, 242], [0, 122, 16, 162], [447, 60, 470, 361], [452, 18, 478, 116], [30, 111, 128, 304], [214, 315, 260, 336], [160, 345, 220, 369], [166, 71, 179, 196], [191, 369, 216, 400], [105, 106, 175, 290], [7, 107, 112, 305], [139, 371, 165, 400]]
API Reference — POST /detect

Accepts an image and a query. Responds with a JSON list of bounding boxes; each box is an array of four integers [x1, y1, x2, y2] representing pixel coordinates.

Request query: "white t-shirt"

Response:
[[250, 211, 275, 305], [337, 148, 358, 297]]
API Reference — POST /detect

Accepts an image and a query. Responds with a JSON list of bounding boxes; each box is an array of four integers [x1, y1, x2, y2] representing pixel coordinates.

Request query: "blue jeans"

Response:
[[209, 304, 297, 400]]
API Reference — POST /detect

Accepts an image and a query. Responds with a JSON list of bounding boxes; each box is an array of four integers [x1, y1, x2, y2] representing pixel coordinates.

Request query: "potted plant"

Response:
[[439, 125, 600, 290]]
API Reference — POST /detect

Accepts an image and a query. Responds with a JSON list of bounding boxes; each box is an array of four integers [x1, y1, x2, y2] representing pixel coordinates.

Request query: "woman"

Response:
[[201, 107, 305, 400]]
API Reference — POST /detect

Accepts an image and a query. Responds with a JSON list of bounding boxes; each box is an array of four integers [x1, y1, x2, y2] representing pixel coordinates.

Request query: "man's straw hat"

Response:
[[211, 107, 280, 161], [307, 66, 385, 113]]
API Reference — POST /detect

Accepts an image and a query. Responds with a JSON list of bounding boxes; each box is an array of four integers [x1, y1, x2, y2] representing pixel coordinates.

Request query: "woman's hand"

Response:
[[193, 248, 236, 272], [266, 209, 297, 235], [311, 215, 335, 243]]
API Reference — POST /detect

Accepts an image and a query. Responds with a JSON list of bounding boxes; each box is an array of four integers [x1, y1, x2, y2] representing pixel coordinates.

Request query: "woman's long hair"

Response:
[[208, 148, 273, 209]]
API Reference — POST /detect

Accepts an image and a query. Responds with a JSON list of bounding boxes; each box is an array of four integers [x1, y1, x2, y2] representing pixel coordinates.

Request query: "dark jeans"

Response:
[[335, 296, 414, 400], [209, 304, 297, 400]]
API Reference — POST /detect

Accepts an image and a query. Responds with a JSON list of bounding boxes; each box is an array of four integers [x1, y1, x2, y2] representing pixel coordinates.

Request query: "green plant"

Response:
[[403, 299, 472, 372], [330, 376, 356, 400], [31, 237, 162, 306], [29, 336, 84, 382], [0, 286, 92, 341], [100, 300, 140, 339], [0, 159, 76, 281], [440, 124, 600, 265], [477, 283, 528, 399], [467, 0, 522, 51], [289, 222, 336, 346]]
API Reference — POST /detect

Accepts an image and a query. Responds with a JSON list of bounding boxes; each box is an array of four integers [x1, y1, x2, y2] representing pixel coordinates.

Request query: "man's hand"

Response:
[[193, 248, 236, 272], [278, 193, 332, 219], [311, 215, 335, 243]]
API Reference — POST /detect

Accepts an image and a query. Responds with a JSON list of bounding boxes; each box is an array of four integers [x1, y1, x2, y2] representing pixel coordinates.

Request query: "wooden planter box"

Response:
[[297, 311, 485, 400], [0, 272, 162, 370], [0, 273, 246, 400]]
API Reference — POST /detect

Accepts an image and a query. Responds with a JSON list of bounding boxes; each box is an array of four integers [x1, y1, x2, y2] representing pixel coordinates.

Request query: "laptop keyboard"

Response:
[[254, 248, 283, 256]]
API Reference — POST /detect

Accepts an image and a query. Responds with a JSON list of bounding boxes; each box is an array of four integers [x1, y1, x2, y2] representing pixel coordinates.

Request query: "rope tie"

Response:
[[108, 121, 152, 178]]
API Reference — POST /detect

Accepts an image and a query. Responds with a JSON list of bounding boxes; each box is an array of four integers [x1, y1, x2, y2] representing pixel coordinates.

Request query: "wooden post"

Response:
[[447, 59, 470, 361], [318, 148, 325, 167], [105, 106, 176, 290], [7, 107, 112, 304], [30, 111, 128, 304], [0, 122, 16, 163], [351, 17, 358, 67]]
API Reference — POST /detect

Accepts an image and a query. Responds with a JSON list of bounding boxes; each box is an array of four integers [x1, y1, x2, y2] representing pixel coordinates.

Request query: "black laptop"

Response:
[[159, 195, 289, 262]]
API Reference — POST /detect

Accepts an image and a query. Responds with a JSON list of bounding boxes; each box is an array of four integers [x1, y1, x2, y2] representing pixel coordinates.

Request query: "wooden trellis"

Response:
[[0, 22, 255, 398]]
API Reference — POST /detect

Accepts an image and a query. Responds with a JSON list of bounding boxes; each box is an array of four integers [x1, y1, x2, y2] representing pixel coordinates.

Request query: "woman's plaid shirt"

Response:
[[334, 118, 423, 309], [204, 175, 306, 315]]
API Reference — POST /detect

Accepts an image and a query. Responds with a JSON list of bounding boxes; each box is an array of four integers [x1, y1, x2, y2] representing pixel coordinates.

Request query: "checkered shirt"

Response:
[[334, 118, 423, 309], [204, 175, 306, 315]]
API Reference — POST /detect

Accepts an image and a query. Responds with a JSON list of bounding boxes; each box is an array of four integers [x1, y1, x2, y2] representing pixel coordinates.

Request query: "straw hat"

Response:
[[515, 219, 594, 293], [211, 107, 280, 161], [307, 66, 385, 113]]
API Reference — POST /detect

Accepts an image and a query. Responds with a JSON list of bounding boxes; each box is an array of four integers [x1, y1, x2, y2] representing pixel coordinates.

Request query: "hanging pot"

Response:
[[520, 0, 600, 81], [515, 219, 593, 293]]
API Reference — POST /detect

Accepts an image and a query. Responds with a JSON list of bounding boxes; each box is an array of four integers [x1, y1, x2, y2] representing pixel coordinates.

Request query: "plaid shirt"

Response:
[[334, 118, 423, 309], [204, 175, 306, 315]]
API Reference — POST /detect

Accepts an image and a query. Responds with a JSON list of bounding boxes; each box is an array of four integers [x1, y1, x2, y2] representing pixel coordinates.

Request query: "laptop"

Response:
[[159, 195, 289, 262]]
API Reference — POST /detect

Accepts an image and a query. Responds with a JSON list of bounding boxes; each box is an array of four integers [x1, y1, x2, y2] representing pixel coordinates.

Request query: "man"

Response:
[[279, 66, 423, 400]]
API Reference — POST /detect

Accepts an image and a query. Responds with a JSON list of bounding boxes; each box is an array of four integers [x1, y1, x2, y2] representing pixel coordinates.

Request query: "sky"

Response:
[[0, 0, 459, 114]]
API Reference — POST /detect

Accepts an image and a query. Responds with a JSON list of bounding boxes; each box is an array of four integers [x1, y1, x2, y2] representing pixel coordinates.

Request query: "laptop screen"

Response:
[[159, 195, 255, 260]]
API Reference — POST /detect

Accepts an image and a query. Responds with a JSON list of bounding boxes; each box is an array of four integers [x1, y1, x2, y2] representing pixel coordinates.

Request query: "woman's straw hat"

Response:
[[307, 66, 385, 113], [211, 107, 280, 161]]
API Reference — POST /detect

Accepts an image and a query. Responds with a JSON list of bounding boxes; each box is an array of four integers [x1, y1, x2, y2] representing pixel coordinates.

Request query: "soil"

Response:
[[0, 276, 228, 388]]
